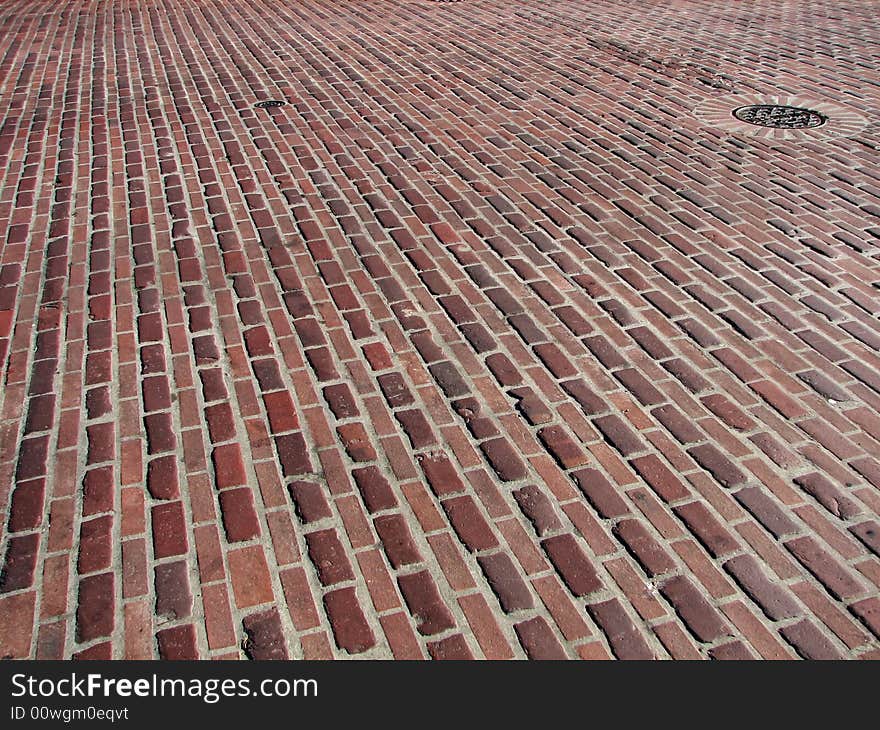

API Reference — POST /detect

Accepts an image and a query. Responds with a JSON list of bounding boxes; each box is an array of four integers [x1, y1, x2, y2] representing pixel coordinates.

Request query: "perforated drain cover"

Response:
[[732, 104, 826, 129], [695, 94, 868, 142], [254, 100, 286, 108]]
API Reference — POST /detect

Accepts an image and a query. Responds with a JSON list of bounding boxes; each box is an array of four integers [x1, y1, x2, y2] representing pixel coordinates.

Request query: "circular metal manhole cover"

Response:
[[732, 104, 826, 129], [254, 100, 286, 109], [694, 94, 869, 142]]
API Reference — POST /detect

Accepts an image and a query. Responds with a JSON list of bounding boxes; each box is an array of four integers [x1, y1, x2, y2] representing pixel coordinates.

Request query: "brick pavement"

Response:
[[0, 0, 879, 660]]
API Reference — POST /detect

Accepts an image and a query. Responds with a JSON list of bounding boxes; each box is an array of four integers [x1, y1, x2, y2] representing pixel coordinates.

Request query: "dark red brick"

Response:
[[306, 529, 355, 586], [288, 480, 332, 523], [324, 587, 375, 654], [480, 437, 528, 481], [418, 452, 466, 496], [538, 425, 590, 469], [374, 514, 422, 567], [587, 598, 656, 659], [514, 617, 567, 659], [397, 570, 455, 636], [7, 478, 46, 532], [242, 607, 289, 660], [541, 534, 602, 596], [0, 534, 39, 592], [155, 561, 192, 620], [78, 516, 113, 574], [723, 554, 801, 620], [275, 432, 313, 476], [478, 552, 533, 613], [572, 468, 630, 518], [673, 502, 739, 558], [76, 572, 114, 642], [144, 412, 175, 454], [323, 383, 359, 419], [86, 422, 115, 464], [441, 495, 499, 553], [780, 619, 844, 660], [613, 519, 677, 577], [513, 484, 564, 536], [660, 576, 730, 643], [734, 487, 799, 538]]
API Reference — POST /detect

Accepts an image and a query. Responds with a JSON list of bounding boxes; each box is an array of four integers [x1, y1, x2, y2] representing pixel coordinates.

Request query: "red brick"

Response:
[[395, 408, 436, 448], [219, 488, 262, 542], [785, 536, 865, 600], [541, 534, 602, 596], [275, 432, 314, 477], [572, 468, 630, 518], [660, 576, 730, 643], [263, 390, 299, 433], [480, 437, 528, 481], [86, 422, 115, 464], [397, 570, 455, 636], [288, 480, 332, 523], [723, 554, 801, 621], [734, 486, 800, 538], [154, 561, 192, 620], [305, 529, 355, 586], [441, 495, 499, 553], [157, 624, 199, 660], [352, 465, 398, 513], [76, 572, 114, 642], [146, 456, 179, 500], [780, 620, 845, 660], [242, 608, 289, 660], [512, 484, 564, 536], [324, 587, 375, 654], [850, 597, 880, 640], [514, 617, 567, 659], [78, 516, 113, 574], [151, 501, 188, 559], [687, 443, 746, 488], [374, 514, 422, 568], [0, 592, 36, 658], [613, 519, 677, 577], [417, 451, 466, 496], [428, 634, 474, 660], [212, 443, 247, 488], [478, 552, 533, 613], [7, 477, 46, 532], [587, 599, 656, 659], [336, 422, 377, 462], [228, 546, 274, 608], [673, 501, 740, 558], [793, 471, 863, 520], [205, 402, 236, 443], [1, 534, 39, 591], [538, 425, 590, 469]]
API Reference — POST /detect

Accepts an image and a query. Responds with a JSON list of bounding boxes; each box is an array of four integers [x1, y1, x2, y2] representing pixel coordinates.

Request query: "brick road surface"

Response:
[[1, 0, 879, 660]]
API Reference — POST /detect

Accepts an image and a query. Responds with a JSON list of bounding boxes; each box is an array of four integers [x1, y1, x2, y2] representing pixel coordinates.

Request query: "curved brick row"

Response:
[[0, 0, 878, 660]]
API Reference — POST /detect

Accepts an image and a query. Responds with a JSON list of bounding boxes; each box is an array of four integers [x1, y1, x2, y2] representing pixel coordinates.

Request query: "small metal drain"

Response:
[[732, 104, 826, 129], [254, 100, 286, 109]]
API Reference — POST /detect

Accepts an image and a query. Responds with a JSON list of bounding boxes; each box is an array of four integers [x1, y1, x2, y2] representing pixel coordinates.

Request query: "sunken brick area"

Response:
[[1, 0, 879, 660]]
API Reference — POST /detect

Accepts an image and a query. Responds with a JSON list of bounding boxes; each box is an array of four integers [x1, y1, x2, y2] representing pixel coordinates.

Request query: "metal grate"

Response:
[[732, 104, 826, 129], [254, 100, 286, 109]]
